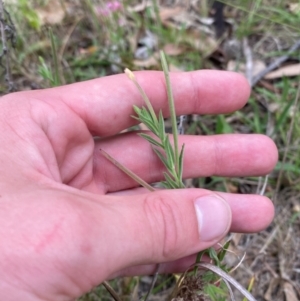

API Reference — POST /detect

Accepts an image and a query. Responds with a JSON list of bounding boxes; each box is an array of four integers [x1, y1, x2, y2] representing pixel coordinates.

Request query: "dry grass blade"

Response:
[[102, 281, 123, 301], [195, 262, 257, 301], [99, 149, 155, 192], [223, 278, 236, 301]]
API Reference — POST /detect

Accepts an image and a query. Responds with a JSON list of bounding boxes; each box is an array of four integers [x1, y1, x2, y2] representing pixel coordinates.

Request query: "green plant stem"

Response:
[[160, 51, 180, 175], [125, 68, 158, 126]]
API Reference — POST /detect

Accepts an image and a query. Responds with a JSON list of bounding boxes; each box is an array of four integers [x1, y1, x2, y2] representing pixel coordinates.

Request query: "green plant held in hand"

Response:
[[101, 51, 257, 301], [125, 52, 185, 189]]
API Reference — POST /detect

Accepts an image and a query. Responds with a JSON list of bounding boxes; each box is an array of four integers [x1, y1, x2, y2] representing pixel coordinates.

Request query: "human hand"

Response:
[[0, 70, 277, 300]]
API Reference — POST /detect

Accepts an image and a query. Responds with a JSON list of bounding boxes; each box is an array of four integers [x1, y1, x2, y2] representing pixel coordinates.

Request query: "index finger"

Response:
[[21, 70, 251, 136]]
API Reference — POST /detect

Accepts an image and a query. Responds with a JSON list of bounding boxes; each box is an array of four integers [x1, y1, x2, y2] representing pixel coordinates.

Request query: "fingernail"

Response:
[[194, 194, 231, 242]]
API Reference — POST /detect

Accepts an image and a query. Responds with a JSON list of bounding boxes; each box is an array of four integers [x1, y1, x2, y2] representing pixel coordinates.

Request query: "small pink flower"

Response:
[[106, 1, 122, 12], [96, 1, 122, 16]]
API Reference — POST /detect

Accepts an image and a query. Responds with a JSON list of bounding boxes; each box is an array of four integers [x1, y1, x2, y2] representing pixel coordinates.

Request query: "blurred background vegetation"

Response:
[[1, 0, 300, 300]]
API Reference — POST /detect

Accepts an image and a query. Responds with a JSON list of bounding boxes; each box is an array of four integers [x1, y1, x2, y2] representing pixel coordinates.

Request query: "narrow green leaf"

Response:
[[204, 283, 228, 298], [152, 147, 171, 170], [138, 107, 152, 120], [158, 110, 165, 140], [163, 172, 178, 189], [139, 133, 163, 148], [133, 105, 141, 115], [160, 181, 173, 189], [164, 136, 175, 169], [137, 111, 153, 124], [137, 106, 158, 127], [136, 108, 159, 134], [160, 51, 179, 173], [142, 120, 159, 134], [218, 240, 231, 262], [209, 247, 220, 265], [178, 144, 185, 181], [135, 106, 153, 122]]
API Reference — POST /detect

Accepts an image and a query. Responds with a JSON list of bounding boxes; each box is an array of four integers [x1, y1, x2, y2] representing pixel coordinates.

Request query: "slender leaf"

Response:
[[152, 148, 171, 170], [164, 137, 175, 172], [178, 144, 185, 181], [141, 119, 159, 134], [133, 105, 141, 115], [209, 248, 220, 265], [163, 172, 178, 189], [139, 133, 163, 148], [160, 181, 173, 189], [218, 241, 231, 262], [160, 51, 179, 173], [158, 110, 165, 140]]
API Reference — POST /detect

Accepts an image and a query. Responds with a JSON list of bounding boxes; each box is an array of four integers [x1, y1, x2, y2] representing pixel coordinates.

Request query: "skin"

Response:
[[0, 70, 277, 301]]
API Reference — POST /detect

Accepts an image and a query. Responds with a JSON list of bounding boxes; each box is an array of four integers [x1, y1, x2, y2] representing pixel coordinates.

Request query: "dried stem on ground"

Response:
[[251, 39, 300, 87]]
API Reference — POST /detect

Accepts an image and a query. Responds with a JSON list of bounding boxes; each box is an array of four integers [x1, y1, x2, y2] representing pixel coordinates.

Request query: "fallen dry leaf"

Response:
[[35, 0, 66, 25], [177, 29, 218, 56], [133, 53, 159, 68], [159, 6, 184, 22], [289, 3, 300, 14], [227, 59, 266, 77], [264, 63, 300, 79], [79, 46, 98, 55], [257, 80, 279, 94], [163, 44, 186, 56], [264, 278, 281, 301], [127, 1, 150, 13], [283, 282, 298, 301], [227, 182, 238, 193], [169, 64, 184, 72]]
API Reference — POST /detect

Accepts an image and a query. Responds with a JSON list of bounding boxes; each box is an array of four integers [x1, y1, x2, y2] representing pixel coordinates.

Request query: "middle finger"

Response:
[[94, 132, 277, 193]]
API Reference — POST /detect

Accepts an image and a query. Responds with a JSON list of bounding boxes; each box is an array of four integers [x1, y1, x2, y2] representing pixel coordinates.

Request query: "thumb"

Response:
[[90, 189, 232, 277]]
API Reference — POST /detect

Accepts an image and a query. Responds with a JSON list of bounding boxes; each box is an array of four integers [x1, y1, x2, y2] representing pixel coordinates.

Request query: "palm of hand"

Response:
[[0, 71, 277, 300]]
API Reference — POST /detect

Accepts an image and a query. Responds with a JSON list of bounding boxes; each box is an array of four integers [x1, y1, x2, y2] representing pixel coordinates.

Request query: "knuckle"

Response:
[[143, 193, 184, 260]]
